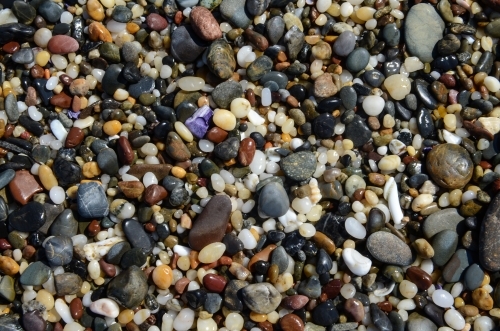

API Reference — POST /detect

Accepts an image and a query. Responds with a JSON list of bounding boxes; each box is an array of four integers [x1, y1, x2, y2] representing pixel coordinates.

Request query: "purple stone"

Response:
[[185, 105, 213, 139]]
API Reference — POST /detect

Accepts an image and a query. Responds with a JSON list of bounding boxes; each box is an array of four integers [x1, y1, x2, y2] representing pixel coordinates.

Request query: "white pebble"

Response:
[[444, 309, 465, 330], [432, 289, 454, 308], [362, 95, 385, 116], [238, 229, 257, 249], [342, 248, 372, 276], [173, 308, 195, 331], [90, 299, 120, 318], [49, 186, 66, 204], [345, 217, 366, 239]]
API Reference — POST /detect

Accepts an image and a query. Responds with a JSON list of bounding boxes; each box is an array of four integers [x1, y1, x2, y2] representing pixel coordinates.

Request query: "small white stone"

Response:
[[474, 316, 495, 331], [362, 95, 385, 116], [345, 217, 366, 239], [342, 248, 371, 276], [238, 229, 257, 249], [50, 120, 68, 141], [432, 289, 454, 308], [444, 309, 465, 330], [198, 242, 226, 264], [173, 308, 195, 331], [83, 237, 125, 261], [225, 313, 244, 331], [49, 186, 66, 204], [90, 298, 120, 318], [55, 298, 74, 324]]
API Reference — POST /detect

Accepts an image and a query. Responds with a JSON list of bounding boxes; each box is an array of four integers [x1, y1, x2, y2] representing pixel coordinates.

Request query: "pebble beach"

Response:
[[0, 0, 499, 330]]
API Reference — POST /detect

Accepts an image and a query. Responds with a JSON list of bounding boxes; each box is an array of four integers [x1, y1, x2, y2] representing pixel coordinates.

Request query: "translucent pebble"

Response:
[[225, 313, 244, 331], [230, 98, 252, 118], [432, 289, 454, 308], [477, 138, 489, 150], [397, 298, 416, 310], [143, 172, 158, 187], [345, 217, 366, 239], [340, 2, 353, 16], [362, 95, 385, 116], [51, 55, 68, 70], [220, 169, 235, 184], [177, 76, 205, 91], [198, 242, 226, 263], [444, 309, 465, 330], [50, 120, 68, 141], [46, 76, 59, 90], [474, 316, 494, 331], [404, 57, 424, 72], [340, 283, 356, 299], [384, 74, 411, 100], [90, 298, 120, 318], [399, 280, 418, 299], [28, 106, 43, 121], [55, 298, 74, 324], [342, 248, 371, 276], [197, 318, 218, 331], [50, 186, 66, 204], [140, 143, 158, 156], [451, 282, 463, 297], [237, 46, 253, 68], [210, 173, 225, 192], [299, 223, 316, 238], [249, 150, 266, 175], [484, 76, 500, 92], [291, 197, 313, 214], [238, 229, 257, 249], [261, 88, 272, 107]]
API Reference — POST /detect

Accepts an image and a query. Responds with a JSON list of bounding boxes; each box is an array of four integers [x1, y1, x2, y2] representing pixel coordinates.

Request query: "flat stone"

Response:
[[55, 273, 82, 296], [19, 261, 51, 286], [333, 31, 356, 57], [442, 249, 470, 283], [220, 0, 252, 28], [345, 47, 370, 72], [189, 195, 232, 251], [223, 279, 249, 311], [258, 182, 289, 218], [431, 230, 458, 267], [241, 283, 281, 314], [404, 3, 444, 63], [311, 300, 339, 326], [122, 218, 154, 253], [107, 265, 148, 309], [407, 312, 437, 331], [464, 263, 484, 290], [77, 182, 109, 219], [170, 25, 208, 63], [480, 192, 500, 271], [8, 170, 43, 205], [97, 148, 119, 176], [8, 201, 46, 232], [212, 80, 243, 109], [45, 235, 73, 266], [367, 231, 414, 266], [426, 144, 473, 189], [281, 151, 316, 181], [422, 208, 464, 239]]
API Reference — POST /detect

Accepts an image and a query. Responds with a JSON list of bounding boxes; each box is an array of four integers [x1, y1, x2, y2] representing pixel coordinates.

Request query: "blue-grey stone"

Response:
[[5, 93, 19, 123], [266, 16, 285, 45], [464, 264, 484, 290], [77, 182, 109, 219], [220, 0, 252, 28], [97, 148, 119, 176], [345, 47, 370, 72], [50, 209, 78, 237], [19, 261, 51, 285], [258, 182, 289, 217], [12, 47, 34, 64], [45, 236, 73, 266], [422, 208, 464, 239], [431, 230, 458, 267], [128, 76, 155, 99], [211, 80, 243, 109], [333, 31, 356, 57], [38, 1, 63, 23], [0, 169, 15, 190], [404, 3, 444, 63]]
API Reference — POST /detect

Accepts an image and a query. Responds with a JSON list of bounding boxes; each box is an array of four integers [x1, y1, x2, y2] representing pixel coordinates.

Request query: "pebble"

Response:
[[107, 265, 148, 309], [404, 4, 444, 63], [431, 230, 459, 267], [426, 144, 473, 189], [281, 151, 316, 181], [76, 182, 109, 218], [479, 192, 500, 271], [242, 283, 281, 313], [367, 231, 414, 266]]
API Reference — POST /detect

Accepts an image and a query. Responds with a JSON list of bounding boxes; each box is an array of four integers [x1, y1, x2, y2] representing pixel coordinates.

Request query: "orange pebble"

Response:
[[152, 265, 173, 290]]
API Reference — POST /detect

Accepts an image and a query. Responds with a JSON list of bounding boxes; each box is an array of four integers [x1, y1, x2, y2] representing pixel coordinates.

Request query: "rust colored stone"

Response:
[[47, 35, 79, 54], [2, 42, 20, 54], [406, 266, 432, 290], [280, 314, 304, 331], [87, 220, 101, 237], [9, 170, 43, 205], [206, 127, 228, 143], [281, 295, 309, 310], [203, 273, 227, 293], [99, 258, 116, 277], [118, 181, 145, 199], [143, 184, 168, 205], [70, 298, 84, 320], [65, 127, 84, 148], [238, 137, 256, 166], [50, 92, 72, 108]]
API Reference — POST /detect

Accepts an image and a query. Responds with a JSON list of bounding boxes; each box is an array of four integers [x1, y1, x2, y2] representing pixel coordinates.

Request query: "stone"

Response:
[[47, 35, 79, 55], [146, 13, 168, 31], [45, 236, 73, 266], [314, 73, 337, 98], [367, 231, 414, 266], [344, 115, 372, 147], [8, 201, 46, 232], [464, 264, 484, 290], [281, 151, 316, 181], [190, 6, 222, 41], [97, 148, 119, 176], [38, 0, 63, 23], [280, 314, 304, 331], [370, 303, 392, 331], [12, 47, 33, 64], [189, 195, 232, 251], [112, 5, 132, 22], [442, 249, 470, 283], [404, 4, 445, 63], [9, 170, 43, 205], [426, 144, 473, 189], [485, 19, 500, 38], [214, 137, 239, 161], [223, 279, 249, 311], [50, 209, 78, 237], [407, 312, 437, 331], [54, 273, 82, 296], [258, 182, 289, 218], [406, 266, 432, 290], [122, 218, 154, 253], [422, 208, 464, 239], [11, 1, 36, 24], [170, 25, 208, 63], [437, 34, 461, 56], [19, 261, 51, 286], [246, 55, 273, 82], [0, 275, 15, 302], [241, 283, 281, 314], [107, 266, 148, 309], [77, 182, 109, 219], [345, 47, 370, 72], [266, 16, 285, 45], [212, 80, 243, 109], [431, 230, 458, 267], [333, 31, 356, 57], [220, 0, 252, 28], [166, 132, 191, 162], [311, 300, 339, 326], [479, 192, 500, 271]]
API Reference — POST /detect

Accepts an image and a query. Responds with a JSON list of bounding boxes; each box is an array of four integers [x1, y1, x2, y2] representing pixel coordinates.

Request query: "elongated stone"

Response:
[[480, 192, 500, 271]]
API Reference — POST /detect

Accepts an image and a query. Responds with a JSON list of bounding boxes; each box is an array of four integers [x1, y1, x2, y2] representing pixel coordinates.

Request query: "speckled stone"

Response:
[[426, 144, 473, 189], [367, 231, 414, 266], [280, 151, 316, 181]]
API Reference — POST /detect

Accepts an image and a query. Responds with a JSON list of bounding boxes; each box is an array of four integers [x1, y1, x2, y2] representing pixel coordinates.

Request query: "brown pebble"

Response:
[[244, 28, 269, 51], [203, 274, 227, 293], [50, 92, 72, 108], [345, 298, 365, 321], [322, 279, 342, 299], [472, 288, 494, 310], [70, 298, 84, 320], [118, 181, 145, 199], [352, 188, 365, 201], [368, 173, 386, 186], [281, 295, 309, 310], [87, 220, 101, 237], [0, 239, 11, 250], [367, 116, 381, 130], [3, 42, 20, 54], [206, 127, 228, 143], [246, 89, 256, 106], [9, 170, 43, 205], [258, 321, 273, 331], [146, 13, 168, 31], [174, 277, 190, 294], [238, 137, 256, 166], [65, 127, 84, 148], [143, 184, 168, 205], [189, 6, 222, 41], [22, 245, 35, 259], [458, 304, 479, 317], [47, 35, 80, 55], [280, 314, 304, 331], [406, 266, 433, 290], [99, 259, 116, 277], [312, 231, 336, 255], [377, 301, 393, 312]]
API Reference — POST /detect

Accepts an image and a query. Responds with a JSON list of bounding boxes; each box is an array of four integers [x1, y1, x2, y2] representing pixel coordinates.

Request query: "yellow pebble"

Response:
[[36, 289, 55, 310], [343, 239, 355, 249], [118, 309, 135, 325], [0, 256, 19, 276], [152, 264, 173, 290], [250, 228, 259, 241], [103, 120, 122, 136], [250, 312, 267, 322], [171, 166, 186, 178], [38, 164, 58, 190], [35, 51, 50, 66], [481, 273, 490, 287], [281, 133, 291, 142], [82, 162, 101, 178], [177, 256, 191, 271], [66, 186, 79, 199], [455, 297, 465, 308]]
